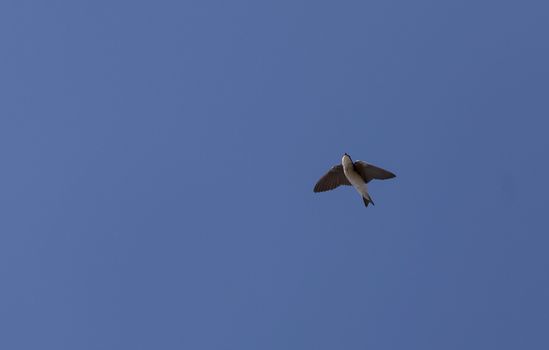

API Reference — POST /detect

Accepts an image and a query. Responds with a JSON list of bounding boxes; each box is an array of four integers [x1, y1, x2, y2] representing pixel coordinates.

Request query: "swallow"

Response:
[[314, 153, 396, 207]]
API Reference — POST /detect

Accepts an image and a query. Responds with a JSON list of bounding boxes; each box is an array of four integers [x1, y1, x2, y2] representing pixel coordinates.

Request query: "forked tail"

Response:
[[362, 194, 375, 207]]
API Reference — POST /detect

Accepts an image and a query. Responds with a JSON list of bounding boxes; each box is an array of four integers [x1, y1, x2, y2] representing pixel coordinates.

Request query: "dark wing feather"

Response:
[[313, 165, 351, 192], [354, 161, 396, 183]]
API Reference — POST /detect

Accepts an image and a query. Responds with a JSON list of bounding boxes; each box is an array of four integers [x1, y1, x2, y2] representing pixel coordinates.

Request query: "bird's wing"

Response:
[[354, 161, 396, 183], [313, 165, 351, 192]]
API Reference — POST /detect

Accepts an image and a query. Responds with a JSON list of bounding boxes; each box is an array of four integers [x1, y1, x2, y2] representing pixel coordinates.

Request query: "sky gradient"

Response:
[[1, 0, 548, 349]]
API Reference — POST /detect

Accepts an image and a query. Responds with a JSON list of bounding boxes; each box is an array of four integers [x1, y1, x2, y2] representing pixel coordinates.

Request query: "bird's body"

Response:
[[342, 154, 373, 204], [314, 153, 395, 207]]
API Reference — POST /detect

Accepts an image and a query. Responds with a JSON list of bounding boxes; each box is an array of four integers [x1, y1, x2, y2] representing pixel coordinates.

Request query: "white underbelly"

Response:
[[344, 170, 368, 196]]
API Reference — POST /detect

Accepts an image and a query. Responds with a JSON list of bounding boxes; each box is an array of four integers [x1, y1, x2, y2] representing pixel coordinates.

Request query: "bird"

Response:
[[314, 153, 396, 207]]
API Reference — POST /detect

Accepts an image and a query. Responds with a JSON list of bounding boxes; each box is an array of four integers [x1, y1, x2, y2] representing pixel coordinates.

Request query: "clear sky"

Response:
[[1, 0, 548, 349]]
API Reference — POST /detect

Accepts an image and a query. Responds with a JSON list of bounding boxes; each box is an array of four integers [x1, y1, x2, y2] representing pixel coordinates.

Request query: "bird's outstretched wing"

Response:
[[354, 161, 396, 183], [313, 165, 351, 192]]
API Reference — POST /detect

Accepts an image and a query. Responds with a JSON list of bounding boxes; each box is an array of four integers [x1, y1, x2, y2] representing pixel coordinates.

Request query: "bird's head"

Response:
[[342, 153, 352, 166]]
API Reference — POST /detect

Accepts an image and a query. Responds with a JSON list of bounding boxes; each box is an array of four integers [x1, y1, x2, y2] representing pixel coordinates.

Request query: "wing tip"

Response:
[[313, 183, 322, 192], [313, 186, 326, 193]]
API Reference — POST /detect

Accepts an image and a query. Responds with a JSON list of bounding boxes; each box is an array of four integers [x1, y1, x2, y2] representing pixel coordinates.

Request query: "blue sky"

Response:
[[1, 0, 548, 349]]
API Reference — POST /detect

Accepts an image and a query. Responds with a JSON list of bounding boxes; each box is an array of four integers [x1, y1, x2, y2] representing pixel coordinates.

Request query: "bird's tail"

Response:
[[362, 194, 375, 207]]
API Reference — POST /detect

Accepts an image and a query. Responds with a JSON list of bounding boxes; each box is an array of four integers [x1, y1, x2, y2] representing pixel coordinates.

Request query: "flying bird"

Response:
[[314, 153, 396, 207]]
